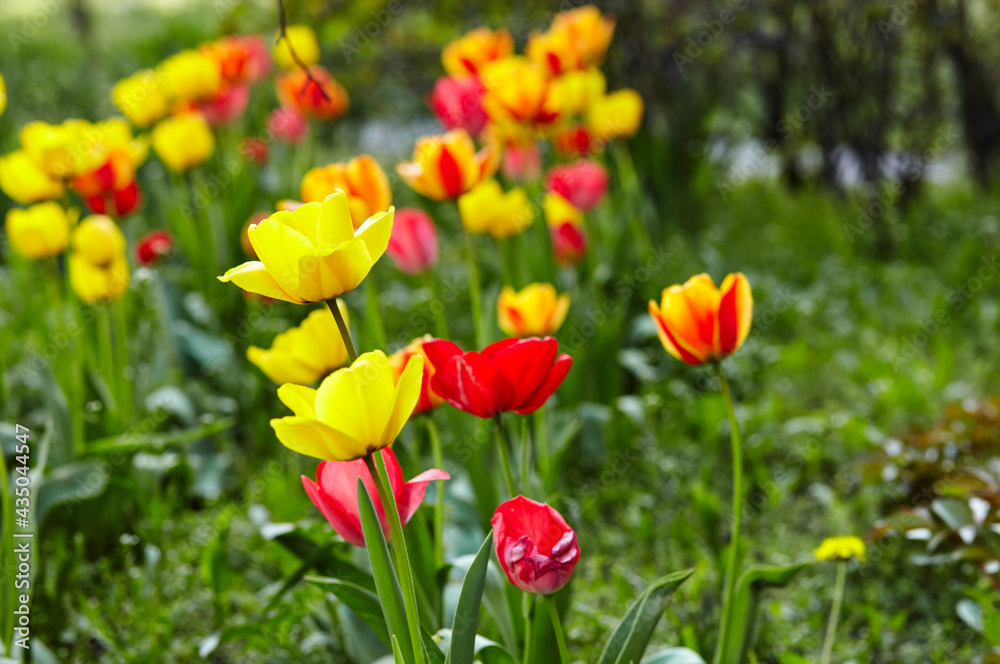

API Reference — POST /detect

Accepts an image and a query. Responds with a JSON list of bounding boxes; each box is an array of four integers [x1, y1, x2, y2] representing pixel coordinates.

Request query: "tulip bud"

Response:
[[430, 75, 488, 137], [545, 159, 608, 212], [268, 108, 308, 144], [136, 230, 173, 266], [5, 201, 72, 259], [386, 208, 438, 275], [152, 112, 215, 172], [492, 496, 579, 594]]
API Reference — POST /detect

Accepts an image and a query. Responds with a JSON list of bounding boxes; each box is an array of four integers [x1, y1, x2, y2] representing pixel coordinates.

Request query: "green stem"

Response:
[[535, 407, 549, 479], [426, 417, 446, 567], [365, 452, 426, 664], [465, 232, 485, 348], [112, 299, 132, 423], [493, 415, 518, 498], [820, 561, 847, 664], [326, 298, 358, 363], [713, 364, 744, 664], [522, 593, 536, 664], [97, 305, 118, 428], [520, 417, 531, 492], [364, 276, 388, 351], [545, 595, 570, 664]]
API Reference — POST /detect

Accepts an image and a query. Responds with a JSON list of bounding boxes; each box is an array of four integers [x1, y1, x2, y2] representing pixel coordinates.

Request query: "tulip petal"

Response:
[[495, 337, 558, 407], [314, 351, 395, 450], [355, 207, 394, 264], [316, 455, 392, 539], [276, 384, 320, 417], [303, 472, 366, 547], [316, 191, 357, 250], [271, 416, 369, 461], [249, 216, 316, 295], [717, 272, 753, 355], [398, 468, 451, 526], [248, 346, 323, 385], [218, 261, 301, 302], [648, 300, 704, 365], [382, 354, 424, 447], [422, 339, 464, 369], [295, 238, 372, 302], [515, 352, 572, 414]]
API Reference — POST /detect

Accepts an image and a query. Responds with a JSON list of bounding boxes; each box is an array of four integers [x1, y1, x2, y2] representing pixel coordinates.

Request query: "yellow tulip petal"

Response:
[[248, 218, 316, 296], [354, 207, 393, 264], [316, 191, 357, 250], [218, 261, 300, 303], [294, 238, 372, 303], [381, 353, 423, 447], [314, 351, 394, 445], [247, 347, 323, 384], [271, 417, 368, 461], [276, 383, 320, 417]]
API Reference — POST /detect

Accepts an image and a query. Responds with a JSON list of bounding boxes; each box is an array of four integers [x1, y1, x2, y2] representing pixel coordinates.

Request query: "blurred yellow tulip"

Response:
[[458, 179, 534, 238], [397, 129, 499, 201], [5, 201, 73, 259], [442, 27, 513, 76], [69, 215, 130, 303], [480, 57, 558, 127], [548, 68, 606, 118], [587, 89, 644, 140], [0, 150, 65, 204], [497, 283, 570, 337], [152, 113, 215, 172], [274, 25, 320, 71], [300, 155, 392, 229], [527, 5, 615, 76], [219, 191, 393, 304], [270, 350, 423, 461], [112, 70, 169, 128], [542, 192, 583, 227], [157, 49, 221, 102], [72, 214, 126, 265], [248, 303, 351, 384]]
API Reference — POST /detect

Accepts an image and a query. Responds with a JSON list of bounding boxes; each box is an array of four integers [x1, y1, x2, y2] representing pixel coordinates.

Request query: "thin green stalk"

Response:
[[713, 364, 744, 664], [426, 417, 446, 567], [522, 593, 536, 664], [493, 415, 518, 498], [364, 277, 388, 351], [365, 452, 426, 664], [520, 417, 531, 492], [112, 299, 132, 423], [97, 305, 118, 428], [535, 407, 549, 479], [820, 561, 847, 664], [465, 232, 485, 348], [326, 298, 358, 363], [545, 595, 570, 664]]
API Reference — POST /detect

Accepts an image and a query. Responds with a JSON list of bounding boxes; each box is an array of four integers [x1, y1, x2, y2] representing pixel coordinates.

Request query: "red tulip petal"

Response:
[[397, 468, 450, 525], [316, 458, 391, 540], [438, 144, 464, 198], [515, 353, 572, 414], [493, 337, 558, 408], [422, 339, 465, 371], [302, 471, 366, 547]]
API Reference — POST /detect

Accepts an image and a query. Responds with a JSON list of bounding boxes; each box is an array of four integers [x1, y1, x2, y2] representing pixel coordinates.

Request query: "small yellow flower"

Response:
[[458, 179, 534, 239], [498, 284, 570, 337], [587, 89, 643, 140], [0, 150, 65, 204], [543, 193, 583, 227], [270, 350, 423, 461], [69, 215, 130, 304], [157, 49, 221, 102], [5, 201, 74, 259], [274, 25, 320, 71], [112, 70, 169, 128], [152, 113, 215, 172], [247, 303, 351, 385], [814, 536, 867, 563], [219, 191, 393, 304]]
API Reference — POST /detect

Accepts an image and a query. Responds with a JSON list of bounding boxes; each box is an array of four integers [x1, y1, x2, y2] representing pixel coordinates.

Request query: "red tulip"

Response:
[[492, 495, 579, 594], [85, 180, 142, 218], [136, 230, 173, 266], [267, 108, 308, 144], [430, 75, 488, 137], [502, 142, 542, 182], [301, 448, 449, 548], [423, 337, 572, 418], [545, 159, 608, 212], [199, 84, 250, 126], [386, 208, 439, 275], [240, 137, 269, 165], [550, 220, 587, 266], [553, 124, 594, 158]]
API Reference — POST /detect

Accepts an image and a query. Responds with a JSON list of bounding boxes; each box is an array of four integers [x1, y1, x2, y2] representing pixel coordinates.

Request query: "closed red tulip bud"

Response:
[[301, 448, 449, 547], [386, 208, 438, 275], [136, 230, 173, 266], [502, 142, 542, 182], [545, 159, 608, 212], [267, 108, 308, 144], [492, 496, 579, 594], [430, 75, 488, 137], [423, 336, 571, 418]]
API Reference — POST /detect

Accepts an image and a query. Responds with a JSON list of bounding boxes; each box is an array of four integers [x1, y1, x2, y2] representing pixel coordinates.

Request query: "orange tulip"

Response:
[[300, 155, 391, 229], [388, 335, 444, 417], [527, 5, 615, 76], [276, 66, 348, 121], [648, 273, 752, 366], [442, 27, 514, 76], [397, 129, 500, 201], [480, 57, 559, 128]]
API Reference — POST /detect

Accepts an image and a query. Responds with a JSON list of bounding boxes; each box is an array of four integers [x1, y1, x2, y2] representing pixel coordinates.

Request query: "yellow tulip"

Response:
[[152, 113, 215, 172], [527, 5, 615, 76], [0, 73, 6, 116], [270, 350, 423, 461], [587, 89, 644, 140], [69, 215, 130, 304], [219, 191, 393, 304], [543, 192, 583, 227], [274, 24, 320, 71], [248, 303, 351, 384], [5, 201, 73, 259], [0, 150, 65, 204], [157, 49, 221, 102], [397, 129, 500, 201], [480, 57, 558, 127], [547, 68, 606, 118], [442, 27, 513, 76], [300, 155, 392, 229], [458, 179, 534, 239], [72, 214, 126, 265], [814, 536, 867, 563], [112, 70, 169, 128], [497, 283, 570, 337], [19, 120, 86, 179]]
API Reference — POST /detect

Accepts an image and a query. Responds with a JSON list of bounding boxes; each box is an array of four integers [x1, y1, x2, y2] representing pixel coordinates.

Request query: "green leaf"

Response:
[[445, 532, 493, 664], [597, 568, 695, 664], [642, 647, 707, 663], [433, 630, 517, 664], [86, 416, 236, 454], [36, 461, 110, 525], [308, 576, 390, 644], [358, 478, 417, 664]]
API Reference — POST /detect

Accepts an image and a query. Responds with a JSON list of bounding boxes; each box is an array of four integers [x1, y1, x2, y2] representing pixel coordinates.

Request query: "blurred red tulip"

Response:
[[423, 337, 571, 418], [240, 137, 269, 165], [199, 84, 250, 126], [492, 495, 579, 594], [550, 220, 587, 266], [545, 159, 608, 212], [553, 124, 594, 158], [301, 448, 449, 547], [136, 230, 173, 266], [430, 75, 488, 137], [386, 208, 439, 275], [267, 107, 308, 144], [502, 142, 542, 182], [85, 180, 142, 218]]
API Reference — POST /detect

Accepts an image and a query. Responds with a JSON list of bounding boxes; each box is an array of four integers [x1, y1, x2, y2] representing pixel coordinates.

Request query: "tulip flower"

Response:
[[492, 495, 579, 594], [423, 337, 571, 418], [268, 108, 308, 144], [480, 57, 559, 127], [219, 191, 393, 304], [5, 201, 73, 259], [442, 27, 514, 76], [202, 35, 271, 84], [136, 230, 173, 267], [152, 113, 215, 172], [397, 129, 499, 201], [276, 66, 349, 121], [274, 24, 320, 71], [588, 89, 644, 140], [0, 150, 65, 204], [430, 75, 488, 137], [543, 192, 583, 227], [815, 536, 867, 563], [550, 220, 587, 266], [389, 336, 445, 417], [270, 349, 423, 461], [247, 303, 351, 385], [458, 179, 535, 239], [18, 120, 87, 180], [385, 208, 438, 275], [553, 124, 594, 158], [69, 215, 130, 303], [157, 49, 221, 102], [112, 70, 169, 128], [502, 141, 542, 182], [300, 155, 392, 229], [545, 159, 608, 212], [302, 447, 449, 547], [69, 121, 148, 218], [548, 68, 606, 118], [526, 5, 615, 76], [497, 284, 570, 337], [197, 83, 251, 126], [648, 273, 753, 366]]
